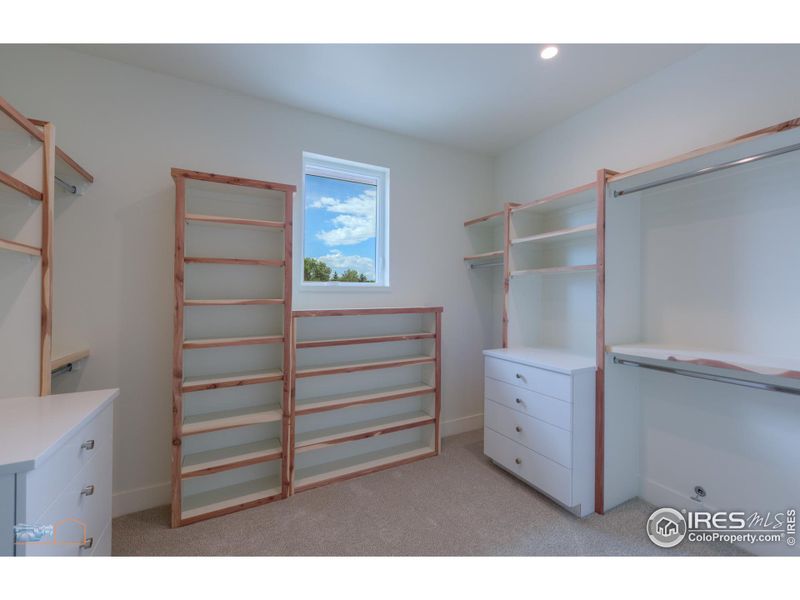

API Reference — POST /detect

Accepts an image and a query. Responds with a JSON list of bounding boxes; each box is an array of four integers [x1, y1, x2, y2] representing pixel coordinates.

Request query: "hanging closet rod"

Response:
[[613, 140, 800, 197], [469, 261, 503, 270], [55, 176, 78, 194], [612, 356, 800, 396]]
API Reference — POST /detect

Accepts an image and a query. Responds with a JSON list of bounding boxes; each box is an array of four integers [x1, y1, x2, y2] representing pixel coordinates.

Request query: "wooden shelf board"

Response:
[[185, 298, 284, 307], [511, 181, 596, 214], [182, 369, 283, 393], [463, 250, 503, 264], [608, 343, 800, 380], [510, 264, 597, 278], [296, 332, 434, 349], [296, 383, 436, 415], [293, 307, 443, 318], [181, 476, 282, 521], [296, 355, 435, 379], [0, 169, 43, 202], [464, 209, 504, 228], [184, 256, 284, 267], [295, 411, 435, 453], [295, 441, 436, 492], [181, 439, 282, 478], [511, 223, 597, 246], [0, 238, 41, 257], [184, 334, 284, 350], [185, 213, 284, 229], [182, 404, 283, 435], [51, 348, 90, 372]]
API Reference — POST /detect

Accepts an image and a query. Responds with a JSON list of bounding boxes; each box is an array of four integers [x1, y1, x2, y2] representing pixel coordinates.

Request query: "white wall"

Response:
[[0, 45, 494, 515], [494, 44, 800, 553]]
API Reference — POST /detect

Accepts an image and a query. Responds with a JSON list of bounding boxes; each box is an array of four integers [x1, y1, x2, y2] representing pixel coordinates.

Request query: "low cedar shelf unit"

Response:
[[171, 167, 295, 527], [290, 307, 442, 494]]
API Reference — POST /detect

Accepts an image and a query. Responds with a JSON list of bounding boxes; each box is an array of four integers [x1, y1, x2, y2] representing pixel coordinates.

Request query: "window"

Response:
[[301, 153, 389, 288]]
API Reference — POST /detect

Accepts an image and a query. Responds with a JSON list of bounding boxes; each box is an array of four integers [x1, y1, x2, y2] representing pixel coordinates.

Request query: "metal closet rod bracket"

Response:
[[611, 356, 800, 396]]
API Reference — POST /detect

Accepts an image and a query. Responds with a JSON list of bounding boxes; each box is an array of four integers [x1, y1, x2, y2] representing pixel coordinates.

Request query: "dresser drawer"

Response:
[[484, 377, 572, 430], [485, 356, 571, 401], [25, 404, 112, 522], [484, 428, 571, 507], [22, 452, 112, 557], [485, 399, 572, 467]]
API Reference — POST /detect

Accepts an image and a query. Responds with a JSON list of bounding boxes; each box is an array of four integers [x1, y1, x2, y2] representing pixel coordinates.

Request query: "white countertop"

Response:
[[0, 388, 118, 475], [483, 347, 596, 374]]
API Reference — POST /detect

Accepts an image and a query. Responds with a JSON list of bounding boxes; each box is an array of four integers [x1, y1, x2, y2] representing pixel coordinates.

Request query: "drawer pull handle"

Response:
[[81, 485, 95, 497], [79, 537, 93, 550], [515, 373, 525, 381], [81, 440, 95, 451], [514, 458, 522, 465], [515, 398, 522, 404], [515, 426, 522, 433]]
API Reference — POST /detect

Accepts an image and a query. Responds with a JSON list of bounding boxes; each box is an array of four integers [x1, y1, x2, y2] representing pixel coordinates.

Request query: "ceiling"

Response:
[[73, 44, 703, 154]]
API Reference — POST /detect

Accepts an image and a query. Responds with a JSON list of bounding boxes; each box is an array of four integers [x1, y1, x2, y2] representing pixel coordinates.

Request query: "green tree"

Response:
[[331, 271, 339, 281], [304, 257, 332, 282], [338, 269, 361, 282]]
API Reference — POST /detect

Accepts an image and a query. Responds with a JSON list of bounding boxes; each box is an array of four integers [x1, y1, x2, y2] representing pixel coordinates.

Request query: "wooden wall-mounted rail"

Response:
[[0, 97, 43, 140], [0, 170, 43, 202], [28, 118, 94, 183], [0, 238, 41, 257], [171, 168, 297, 193]]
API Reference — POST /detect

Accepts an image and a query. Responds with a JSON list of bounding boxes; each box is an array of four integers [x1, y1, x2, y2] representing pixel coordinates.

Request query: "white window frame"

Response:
[[299, 152, 390, 290]]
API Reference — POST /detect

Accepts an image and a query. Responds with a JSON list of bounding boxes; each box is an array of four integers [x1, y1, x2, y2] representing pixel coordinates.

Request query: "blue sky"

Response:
[[304, 174, 377, 279]]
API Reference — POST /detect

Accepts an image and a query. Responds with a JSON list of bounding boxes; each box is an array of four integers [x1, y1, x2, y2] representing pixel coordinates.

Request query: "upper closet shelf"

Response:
[[511, 181, 596, 214], [464, 209, 504, 228], [608, 343, 800, 381], [0, 238, 41, 258], [511, 223, 596, 246], [51, 348, 90, 373], [463, 250, 503, 266]]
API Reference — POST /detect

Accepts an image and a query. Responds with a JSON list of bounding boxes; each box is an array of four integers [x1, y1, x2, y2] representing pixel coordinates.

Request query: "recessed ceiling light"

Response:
[[540, 46, 559, 60]]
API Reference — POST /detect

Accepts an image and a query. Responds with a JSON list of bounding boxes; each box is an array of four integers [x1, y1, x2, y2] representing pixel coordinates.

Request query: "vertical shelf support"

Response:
[[170, 174, 186, 529], [594, 168, 617, 515], [282, 188, 294, 498], [39, 123, 55, 396], [501, 203, 512, 348]]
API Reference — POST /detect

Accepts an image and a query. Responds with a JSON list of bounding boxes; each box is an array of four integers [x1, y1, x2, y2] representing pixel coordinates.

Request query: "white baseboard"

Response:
[[113, 482, 170, 518], [442, 412, 483, 437], [113, 414, 485, 518]]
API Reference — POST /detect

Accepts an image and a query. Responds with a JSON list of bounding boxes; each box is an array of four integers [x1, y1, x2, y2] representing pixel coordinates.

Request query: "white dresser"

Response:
[[0, 389, 118, 556], [482, 348, 595, 517]]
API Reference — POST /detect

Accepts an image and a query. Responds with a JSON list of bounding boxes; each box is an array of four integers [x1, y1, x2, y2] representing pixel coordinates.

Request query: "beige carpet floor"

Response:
[[112, 430, 746, 556]]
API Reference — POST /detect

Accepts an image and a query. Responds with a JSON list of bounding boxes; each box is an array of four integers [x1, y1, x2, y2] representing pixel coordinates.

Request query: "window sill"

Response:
[[299, 282, 391, 293]]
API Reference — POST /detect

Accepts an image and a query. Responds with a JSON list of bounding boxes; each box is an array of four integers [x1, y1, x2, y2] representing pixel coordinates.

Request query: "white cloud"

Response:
[[317, 249, 375, 279], [310, 189, 376, 246]]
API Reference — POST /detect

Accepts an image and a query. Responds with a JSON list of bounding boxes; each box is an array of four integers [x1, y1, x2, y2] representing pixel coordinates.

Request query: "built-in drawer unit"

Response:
[[482, 348, 595, 517], [0, 389, 117, 557]]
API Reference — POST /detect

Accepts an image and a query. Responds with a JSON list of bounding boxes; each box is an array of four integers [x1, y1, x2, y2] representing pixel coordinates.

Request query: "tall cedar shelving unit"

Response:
[[171, 168, 294, 527], [290, 307, 442, 494], [498, 170, 617, 514], [0, 97, 93, 398]]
